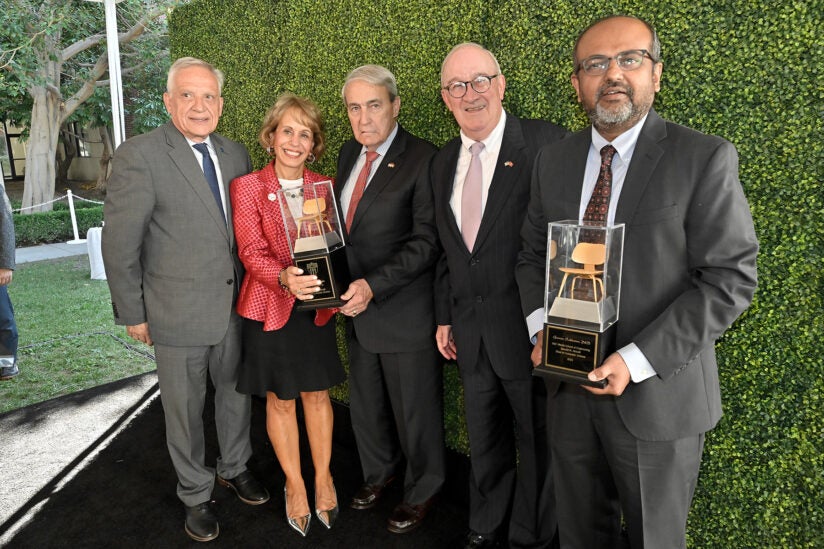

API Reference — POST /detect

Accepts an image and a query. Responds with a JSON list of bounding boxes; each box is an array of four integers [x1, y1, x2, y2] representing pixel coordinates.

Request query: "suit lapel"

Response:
[[615, 110, 666, 225], [165, 124, 230, 241], [437, 138, 465, 250], [472, 115, 528, 251]]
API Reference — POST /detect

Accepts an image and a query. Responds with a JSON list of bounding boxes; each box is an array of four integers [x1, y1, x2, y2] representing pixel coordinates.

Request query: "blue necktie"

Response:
[[192, 142, 226, 223]]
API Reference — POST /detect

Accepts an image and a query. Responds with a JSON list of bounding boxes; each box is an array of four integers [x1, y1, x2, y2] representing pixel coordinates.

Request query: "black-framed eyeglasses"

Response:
[[576, 49, 657, 76], [442, 74, 500, 98]]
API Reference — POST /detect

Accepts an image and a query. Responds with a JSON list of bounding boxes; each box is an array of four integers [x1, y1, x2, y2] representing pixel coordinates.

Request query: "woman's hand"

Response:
[[281, 266, 322, 300]]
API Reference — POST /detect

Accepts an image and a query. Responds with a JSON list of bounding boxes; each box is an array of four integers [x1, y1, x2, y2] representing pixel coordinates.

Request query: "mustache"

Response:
[[597, 82, 633, 101]]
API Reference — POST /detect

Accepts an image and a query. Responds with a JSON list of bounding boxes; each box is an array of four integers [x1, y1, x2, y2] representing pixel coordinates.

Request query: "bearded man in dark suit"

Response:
[[431, 43, 566, 549], [517, 16, 758, 548]]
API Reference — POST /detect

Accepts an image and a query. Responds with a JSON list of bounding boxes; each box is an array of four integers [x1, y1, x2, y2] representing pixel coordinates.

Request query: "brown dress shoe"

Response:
[[386, 496, 437, 534], [350, 476, 395, 510]]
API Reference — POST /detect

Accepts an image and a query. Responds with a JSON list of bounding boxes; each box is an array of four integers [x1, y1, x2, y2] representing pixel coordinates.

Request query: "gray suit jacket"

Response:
[[0, 183, 14, 270], [517, 110, 758, 440], [102, 122, 252, 347]]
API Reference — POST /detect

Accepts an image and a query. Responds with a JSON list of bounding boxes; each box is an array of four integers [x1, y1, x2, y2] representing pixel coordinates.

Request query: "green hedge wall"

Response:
[[170, 1, 822, 546]]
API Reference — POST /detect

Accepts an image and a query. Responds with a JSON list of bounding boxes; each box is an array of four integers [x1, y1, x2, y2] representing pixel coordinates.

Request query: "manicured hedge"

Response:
[[13, 204, 104, 247], [170, 1, 822, 545]]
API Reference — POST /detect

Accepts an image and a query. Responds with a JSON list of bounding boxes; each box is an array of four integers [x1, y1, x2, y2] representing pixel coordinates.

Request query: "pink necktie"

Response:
[[461, 142, 485, 250], [346, 151, 380, 231]]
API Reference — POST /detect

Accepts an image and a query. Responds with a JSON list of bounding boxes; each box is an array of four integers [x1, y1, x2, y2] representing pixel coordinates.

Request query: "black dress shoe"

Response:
[[386, 496, 436, 534], [350, 476, 395, 510], [463, 530, 498, 548], [217, 470, 270, 505], [185, 501, 219, 542]]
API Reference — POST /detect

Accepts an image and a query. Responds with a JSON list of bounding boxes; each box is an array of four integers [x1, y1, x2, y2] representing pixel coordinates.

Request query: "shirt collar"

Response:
[[590, 113, 649, 162], [360, 122, 399, 158]]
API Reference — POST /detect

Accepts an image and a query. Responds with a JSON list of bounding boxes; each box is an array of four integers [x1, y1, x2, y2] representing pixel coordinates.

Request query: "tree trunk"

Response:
[[56, 122, 77, 190], [21, 85, 61, 213], [96, 126, 113, 191]]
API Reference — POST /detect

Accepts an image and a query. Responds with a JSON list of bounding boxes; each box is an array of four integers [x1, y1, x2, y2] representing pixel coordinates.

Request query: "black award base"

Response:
[[533, 322, 617, 388], [293, 246, 351, 312]]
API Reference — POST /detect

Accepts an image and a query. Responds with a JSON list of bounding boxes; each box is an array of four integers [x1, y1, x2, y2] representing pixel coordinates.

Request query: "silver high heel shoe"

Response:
[[315, 483, 339, 529], [284, 487, 311, 537]]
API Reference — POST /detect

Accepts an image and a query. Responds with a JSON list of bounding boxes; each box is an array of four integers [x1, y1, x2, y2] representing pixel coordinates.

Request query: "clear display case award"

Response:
[[535, 221, 625, 388], [276, 180, 351, 311]]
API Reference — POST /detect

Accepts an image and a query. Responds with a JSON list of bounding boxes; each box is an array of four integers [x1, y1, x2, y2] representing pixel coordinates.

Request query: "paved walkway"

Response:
[[15, 241, 89, 264], [1, 241, 154, 544]]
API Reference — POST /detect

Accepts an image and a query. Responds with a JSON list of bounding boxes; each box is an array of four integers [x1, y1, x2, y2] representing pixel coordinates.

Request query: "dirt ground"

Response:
[[5, 179, 106, 206]]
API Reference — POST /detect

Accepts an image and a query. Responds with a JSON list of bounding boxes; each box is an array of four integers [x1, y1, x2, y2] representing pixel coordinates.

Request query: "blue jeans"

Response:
[[0, 285, 18, 365]]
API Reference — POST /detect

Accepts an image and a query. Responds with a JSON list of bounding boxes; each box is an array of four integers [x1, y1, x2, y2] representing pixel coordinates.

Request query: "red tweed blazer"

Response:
[[231, 162, 336, 331]]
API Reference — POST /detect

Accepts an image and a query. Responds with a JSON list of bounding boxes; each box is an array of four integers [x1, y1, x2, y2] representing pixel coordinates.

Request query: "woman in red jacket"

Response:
[[231, 93, 344, 537]]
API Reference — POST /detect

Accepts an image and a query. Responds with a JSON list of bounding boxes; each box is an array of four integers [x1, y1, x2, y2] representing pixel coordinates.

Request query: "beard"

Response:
[[585, 83, 647, 133]]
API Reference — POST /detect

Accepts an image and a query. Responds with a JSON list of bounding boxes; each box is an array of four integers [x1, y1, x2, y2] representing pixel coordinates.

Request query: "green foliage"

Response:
[[13, 205, 103, 246], [170, 0, 823, 545]]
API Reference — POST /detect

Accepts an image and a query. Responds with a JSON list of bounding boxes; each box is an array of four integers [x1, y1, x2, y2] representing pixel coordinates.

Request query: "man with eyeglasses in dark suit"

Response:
[[431, 42, 566, 549]]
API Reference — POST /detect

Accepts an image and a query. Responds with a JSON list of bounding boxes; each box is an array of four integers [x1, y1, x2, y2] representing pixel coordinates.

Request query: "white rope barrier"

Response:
[[12, 191, 105, 245]]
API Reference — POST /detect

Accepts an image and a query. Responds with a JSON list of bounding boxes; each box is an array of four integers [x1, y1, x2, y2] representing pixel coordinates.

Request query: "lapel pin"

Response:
[[387, 162, 396, 168], [504, 161, 514, 167], [268, 193, 277, 201]]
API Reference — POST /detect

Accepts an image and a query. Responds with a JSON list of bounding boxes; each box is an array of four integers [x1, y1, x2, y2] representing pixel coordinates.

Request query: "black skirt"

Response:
[[237, 311, 344, 400]]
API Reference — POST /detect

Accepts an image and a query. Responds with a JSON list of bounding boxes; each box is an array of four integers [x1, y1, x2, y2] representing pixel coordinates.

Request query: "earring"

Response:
[[306, 152, 316, 163], [266, 146, 275, 155]]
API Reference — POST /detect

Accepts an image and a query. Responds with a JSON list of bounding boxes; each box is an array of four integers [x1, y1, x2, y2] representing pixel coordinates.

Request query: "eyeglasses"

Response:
[[442, 74, 500, 98], [576, 49, 656, 76]]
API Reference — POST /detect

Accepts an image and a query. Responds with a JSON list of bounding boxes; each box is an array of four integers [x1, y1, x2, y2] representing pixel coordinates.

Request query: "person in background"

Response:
[[102, 57, 269, 543], [516, 15, 758, 548], [0, 182, 18, 381], [336, 64, 446, 535], [431, 42, 566, 548], [230, 93, 345, 538]]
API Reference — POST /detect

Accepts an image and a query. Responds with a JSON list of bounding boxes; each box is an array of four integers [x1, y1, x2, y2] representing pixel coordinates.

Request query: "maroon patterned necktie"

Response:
[[583, 145, 617, 226]]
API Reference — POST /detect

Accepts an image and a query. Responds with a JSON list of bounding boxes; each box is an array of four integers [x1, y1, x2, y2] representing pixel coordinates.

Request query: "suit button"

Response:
[[475, 296, 484, 304], [470, 258, 479, 266], [226, 279, 233, 285]]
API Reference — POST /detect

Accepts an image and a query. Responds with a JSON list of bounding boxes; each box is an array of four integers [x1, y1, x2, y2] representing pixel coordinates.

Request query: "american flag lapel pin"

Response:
[[504, 161, 514, 167]]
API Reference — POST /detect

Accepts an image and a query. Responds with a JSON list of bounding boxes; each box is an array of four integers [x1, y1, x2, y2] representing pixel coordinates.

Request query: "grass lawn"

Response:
[[0, 256, 156, 414]]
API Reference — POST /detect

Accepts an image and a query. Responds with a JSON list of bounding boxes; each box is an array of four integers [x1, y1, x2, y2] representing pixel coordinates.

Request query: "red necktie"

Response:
[[583, 145, 617, 225], [460, 142, 485, 250], [345, 151, 380, 231]]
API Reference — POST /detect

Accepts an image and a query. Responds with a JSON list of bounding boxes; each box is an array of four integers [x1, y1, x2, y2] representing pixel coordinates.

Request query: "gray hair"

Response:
[[341, 64, 398, 103], [167, 57, 225, 95], [440, 42, 502, 85]]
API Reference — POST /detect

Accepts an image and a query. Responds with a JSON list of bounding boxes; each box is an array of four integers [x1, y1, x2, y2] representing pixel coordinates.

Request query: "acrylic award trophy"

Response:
[[535, 220, 625, 388], [276, 180, 350, 311]]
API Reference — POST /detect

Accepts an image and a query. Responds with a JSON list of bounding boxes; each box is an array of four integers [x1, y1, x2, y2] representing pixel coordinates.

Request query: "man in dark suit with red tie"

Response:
[[335, 64, 446, 535], [431, 43, 566, 548], [517, 16, 758, 547]]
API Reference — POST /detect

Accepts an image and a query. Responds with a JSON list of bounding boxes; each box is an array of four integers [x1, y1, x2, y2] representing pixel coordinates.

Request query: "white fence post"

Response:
[[66, 190, 87, 244]]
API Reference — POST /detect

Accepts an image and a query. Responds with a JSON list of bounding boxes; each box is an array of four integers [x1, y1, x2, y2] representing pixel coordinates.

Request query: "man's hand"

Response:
[[530, 330, 544, 367], [585, 352, 631, 396], [435, 325, 457, 360], [340, 278, 373, 317], [0, 269, 12, 286], [127, 322, 153, 346]]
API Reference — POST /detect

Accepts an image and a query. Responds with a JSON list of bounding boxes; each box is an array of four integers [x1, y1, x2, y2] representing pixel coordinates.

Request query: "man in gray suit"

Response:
[[517, 16, 758, 548], [0, 181, 18, 381], [102, 57, 268, 543]]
